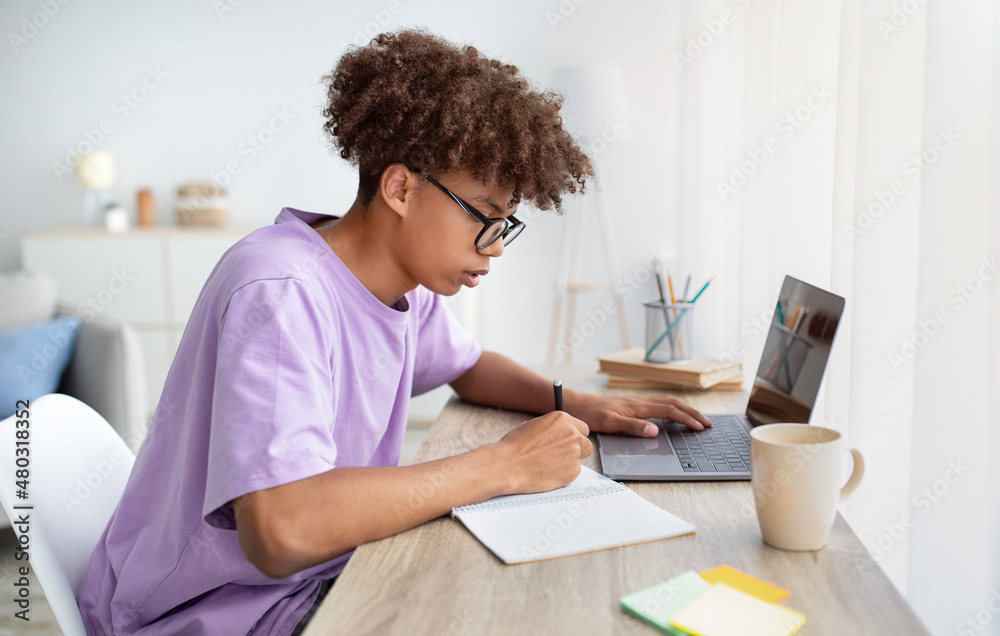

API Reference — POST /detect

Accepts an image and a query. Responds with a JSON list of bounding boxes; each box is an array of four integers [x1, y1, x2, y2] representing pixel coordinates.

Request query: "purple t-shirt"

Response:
[[78, 208, 482, 635]]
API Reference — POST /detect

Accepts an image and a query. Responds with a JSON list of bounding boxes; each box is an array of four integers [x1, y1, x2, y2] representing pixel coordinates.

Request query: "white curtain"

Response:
[[675, 1, 999, 633]]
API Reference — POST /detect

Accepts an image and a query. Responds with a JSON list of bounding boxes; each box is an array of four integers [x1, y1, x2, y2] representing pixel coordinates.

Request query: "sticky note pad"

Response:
[[620, 570, 711, 635], [698, 564, 791, 602], [669, 583, 806, 636]]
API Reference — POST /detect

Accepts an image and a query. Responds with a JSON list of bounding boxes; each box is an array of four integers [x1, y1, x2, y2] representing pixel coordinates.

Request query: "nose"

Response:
[[479, 237, 504, 258]]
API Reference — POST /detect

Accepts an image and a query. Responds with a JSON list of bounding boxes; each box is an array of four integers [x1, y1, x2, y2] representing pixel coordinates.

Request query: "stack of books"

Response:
[[598, 348, 743, 391]]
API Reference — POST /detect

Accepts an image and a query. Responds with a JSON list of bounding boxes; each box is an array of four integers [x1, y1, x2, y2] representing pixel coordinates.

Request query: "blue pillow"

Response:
[[0, 316, 83, 419]]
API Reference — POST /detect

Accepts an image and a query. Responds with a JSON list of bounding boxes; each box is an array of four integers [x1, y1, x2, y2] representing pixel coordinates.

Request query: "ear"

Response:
[[379, 163, 417, 219]]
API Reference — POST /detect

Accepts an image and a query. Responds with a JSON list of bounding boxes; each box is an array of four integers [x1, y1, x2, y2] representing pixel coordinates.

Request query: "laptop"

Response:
[[597, 275, 845, 481]]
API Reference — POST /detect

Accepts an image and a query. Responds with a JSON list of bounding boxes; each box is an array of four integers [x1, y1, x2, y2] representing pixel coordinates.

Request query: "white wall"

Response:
[[0, 0, 682, 378], [908, 1, 999, 633]]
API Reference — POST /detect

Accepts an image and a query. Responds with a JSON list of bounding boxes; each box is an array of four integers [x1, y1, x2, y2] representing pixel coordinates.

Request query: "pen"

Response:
[[654, 267, 676, 353], [553, 380, 563, 411]]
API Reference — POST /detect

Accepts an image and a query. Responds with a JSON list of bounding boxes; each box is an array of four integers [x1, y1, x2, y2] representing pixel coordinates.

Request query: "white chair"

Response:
[[0, 393, 135, 636]]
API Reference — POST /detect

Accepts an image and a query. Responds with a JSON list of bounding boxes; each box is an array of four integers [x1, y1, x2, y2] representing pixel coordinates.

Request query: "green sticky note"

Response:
[[620, 570, 711, 635]]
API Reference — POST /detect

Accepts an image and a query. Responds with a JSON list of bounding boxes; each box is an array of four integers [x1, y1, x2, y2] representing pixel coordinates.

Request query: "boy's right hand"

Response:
[[493, 411, 593, 495]]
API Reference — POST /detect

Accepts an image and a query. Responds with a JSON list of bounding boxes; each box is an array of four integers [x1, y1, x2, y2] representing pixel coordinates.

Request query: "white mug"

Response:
[[750, 424, 864, 551]]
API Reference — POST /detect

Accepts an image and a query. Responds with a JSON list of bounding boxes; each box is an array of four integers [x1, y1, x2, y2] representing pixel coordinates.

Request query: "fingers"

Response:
[[553, 412, 592, 457], [504, 413, 592, 492], [539, 409, 590, 436], [634, 397, 712, 430], [563, 412, 590, 437], [608, 416, 661, 438], [666, 405, 707, 431], [671, 400, 713, 428], [516, 411, 591, 450]]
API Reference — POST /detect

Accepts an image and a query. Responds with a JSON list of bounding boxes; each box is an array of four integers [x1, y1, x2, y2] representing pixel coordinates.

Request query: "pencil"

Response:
[[689, 276, 715, 303], [653, 267, 676, 357], [786, 307, 801, 334], [667, 273, 686, 359]]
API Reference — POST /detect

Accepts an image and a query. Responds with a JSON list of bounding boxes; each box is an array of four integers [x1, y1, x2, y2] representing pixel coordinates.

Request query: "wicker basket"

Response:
[[176, 182, 228, 226]]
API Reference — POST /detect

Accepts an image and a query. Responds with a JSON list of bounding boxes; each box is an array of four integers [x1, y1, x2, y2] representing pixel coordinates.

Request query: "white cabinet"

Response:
[[21, 227, 252, 416]]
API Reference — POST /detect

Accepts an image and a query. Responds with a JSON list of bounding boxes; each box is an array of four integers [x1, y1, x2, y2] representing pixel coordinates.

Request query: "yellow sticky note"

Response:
[[670, 583, 805, 636], [698, 564, 790, 602]]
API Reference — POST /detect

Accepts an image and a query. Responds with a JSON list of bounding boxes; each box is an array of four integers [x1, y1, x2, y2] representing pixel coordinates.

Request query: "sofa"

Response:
[[0, 269, 148, 451]]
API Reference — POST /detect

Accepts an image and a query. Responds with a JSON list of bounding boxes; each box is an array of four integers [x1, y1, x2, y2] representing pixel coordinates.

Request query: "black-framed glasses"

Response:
[[424, 175, 524, 249]]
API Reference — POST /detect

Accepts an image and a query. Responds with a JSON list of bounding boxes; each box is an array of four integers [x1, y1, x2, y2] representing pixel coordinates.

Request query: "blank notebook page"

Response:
[[451, 466, 696, 564]]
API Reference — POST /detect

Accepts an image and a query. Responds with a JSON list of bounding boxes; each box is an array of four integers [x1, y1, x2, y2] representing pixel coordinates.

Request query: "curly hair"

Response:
[[322, 29, 593, 211]]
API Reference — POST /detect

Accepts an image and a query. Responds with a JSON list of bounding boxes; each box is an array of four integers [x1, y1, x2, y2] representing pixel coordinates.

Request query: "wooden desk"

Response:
[[305, 370, 928, 635]]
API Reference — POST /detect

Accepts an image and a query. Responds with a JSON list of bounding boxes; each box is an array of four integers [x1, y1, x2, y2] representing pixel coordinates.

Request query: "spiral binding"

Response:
[[453, 481, 628, 515]]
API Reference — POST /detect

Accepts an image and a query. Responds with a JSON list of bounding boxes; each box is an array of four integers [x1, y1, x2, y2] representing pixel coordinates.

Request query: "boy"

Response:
[[78, 29, 710, 635]]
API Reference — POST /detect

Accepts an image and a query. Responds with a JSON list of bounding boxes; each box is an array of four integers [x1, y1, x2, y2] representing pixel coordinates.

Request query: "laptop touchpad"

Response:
[[599, 431, 673, 456]]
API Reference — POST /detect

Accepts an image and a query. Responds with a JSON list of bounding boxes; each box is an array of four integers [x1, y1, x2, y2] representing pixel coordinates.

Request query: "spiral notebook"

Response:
[[451, 466, 696, 564]]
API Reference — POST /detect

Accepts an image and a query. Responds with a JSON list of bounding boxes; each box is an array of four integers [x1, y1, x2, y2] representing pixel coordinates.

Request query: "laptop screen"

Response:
[[745, 276, 845, 427]]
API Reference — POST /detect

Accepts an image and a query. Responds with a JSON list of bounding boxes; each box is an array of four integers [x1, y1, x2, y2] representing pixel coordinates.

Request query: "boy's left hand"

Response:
[[570, 394, 712, 438]]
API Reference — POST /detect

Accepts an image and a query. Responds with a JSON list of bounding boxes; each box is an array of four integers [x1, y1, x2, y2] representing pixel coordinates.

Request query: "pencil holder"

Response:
[[644, 301, 695, 364]]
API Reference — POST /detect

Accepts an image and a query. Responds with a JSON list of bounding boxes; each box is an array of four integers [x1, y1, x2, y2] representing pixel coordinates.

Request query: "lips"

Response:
[[463, 269, 488, 287]]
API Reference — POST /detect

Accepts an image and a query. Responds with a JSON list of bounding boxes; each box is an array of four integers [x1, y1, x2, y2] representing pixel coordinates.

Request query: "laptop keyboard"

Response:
[[666, 415, 752, 473]]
